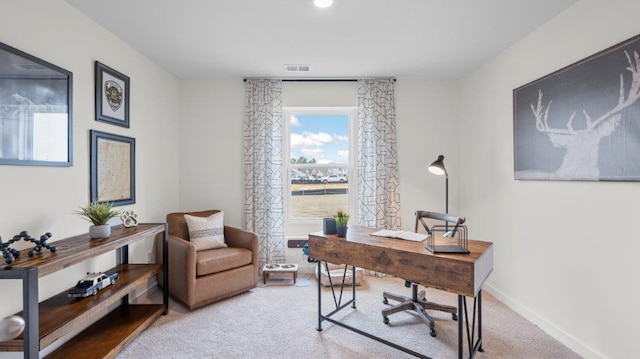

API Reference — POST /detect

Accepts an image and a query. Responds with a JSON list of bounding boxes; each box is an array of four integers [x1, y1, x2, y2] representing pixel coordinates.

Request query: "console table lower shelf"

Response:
[[46, 304, 163, 359]]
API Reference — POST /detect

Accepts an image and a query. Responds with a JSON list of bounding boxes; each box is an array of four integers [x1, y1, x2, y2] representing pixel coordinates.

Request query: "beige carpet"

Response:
[[116, 275, 581, 359]]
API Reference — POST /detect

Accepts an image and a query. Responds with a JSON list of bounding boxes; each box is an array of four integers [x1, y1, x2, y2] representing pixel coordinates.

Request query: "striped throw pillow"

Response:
[[184, 212, 227, 251]]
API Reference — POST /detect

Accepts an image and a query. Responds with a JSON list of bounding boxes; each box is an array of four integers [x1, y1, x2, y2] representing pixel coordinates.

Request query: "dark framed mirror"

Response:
[[0, 41, 73, 166]]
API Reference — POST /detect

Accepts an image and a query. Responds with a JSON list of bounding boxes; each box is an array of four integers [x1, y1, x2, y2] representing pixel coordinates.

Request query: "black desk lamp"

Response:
[[426, 155, 469, 253], [428, 155, 448, 215]]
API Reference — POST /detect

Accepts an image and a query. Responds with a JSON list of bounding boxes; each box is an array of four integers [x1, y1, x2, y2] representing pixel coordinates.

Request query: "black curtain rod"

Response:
[[243, 78, 396, 82]]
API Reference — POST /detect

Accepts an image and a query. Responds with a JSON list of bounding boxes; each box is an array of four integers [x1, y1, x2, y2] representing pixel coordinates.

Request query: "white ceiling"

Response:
[[64, 0, 577, 80]]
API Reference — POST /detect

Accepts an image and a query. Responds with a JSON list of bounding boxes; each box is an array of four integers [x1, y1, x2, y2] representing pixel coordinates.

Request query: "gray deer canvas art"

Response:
[[514, 35, 640, 181]]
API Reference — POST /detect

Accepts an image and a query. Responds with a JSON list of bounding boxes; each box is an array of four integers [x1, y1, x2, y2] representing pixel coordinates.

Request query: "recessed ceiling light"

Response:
[[314, 0, 333, 9]]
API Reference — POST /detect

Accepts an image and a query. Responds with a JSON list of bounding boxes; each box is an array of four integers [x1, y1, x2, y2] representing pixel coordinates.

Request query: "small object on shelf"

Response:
[[27, 232, 56, 257], [1, 231, 56, 264], [0, 235, 21, 264], [68, 271, 119, 298], [0, 315, 25, 341], [120, 210, 139, 228], [75, 201, 121, 238]]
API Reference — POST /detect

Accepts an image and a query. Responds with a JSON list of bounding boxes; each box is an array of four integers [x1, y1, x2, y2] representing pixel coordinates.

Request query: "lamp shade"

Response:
[[428, 155, 446, 176]]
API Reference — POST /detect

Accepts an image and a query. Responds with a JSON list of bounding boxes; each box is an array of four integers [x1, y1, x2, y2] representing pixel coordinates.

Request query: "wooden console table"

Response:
[[0, 223, 168, 359]]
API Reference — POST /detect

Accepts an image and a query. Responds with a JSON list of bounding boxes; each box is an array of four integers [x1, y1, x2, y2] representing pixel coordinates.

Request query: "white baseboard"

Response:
[[483, 283, 603, 359]]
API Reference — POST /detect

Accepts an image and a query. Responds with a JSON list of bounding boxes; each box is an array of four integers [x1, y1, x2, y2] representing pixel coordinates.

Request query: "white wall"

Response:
[[459, 1, 640, 358], [178, 80, 460, 234], [395, 80, 461, 225], [177, 80, 245, 226], [0, 0, 180, 323]]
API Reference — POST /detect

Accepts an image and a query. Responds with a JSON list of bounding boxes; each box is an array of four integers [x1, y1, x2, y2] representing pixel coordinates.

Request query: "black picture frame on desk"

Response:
[[95, 61, 130, 128], [90, 130, 135, 206]]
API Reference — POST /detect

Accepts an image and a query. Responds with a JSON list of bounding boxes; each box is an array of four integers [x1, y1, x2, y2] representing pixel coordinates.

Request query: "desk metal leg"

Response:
[[458, 291, 484, 359], [351, 265, 356, 309], [478, 290, 484, 353], [316, 261, 323, 331], [458, 295, 464, 359], [314, 264, 430, 358], [317, 261, 354, 331]]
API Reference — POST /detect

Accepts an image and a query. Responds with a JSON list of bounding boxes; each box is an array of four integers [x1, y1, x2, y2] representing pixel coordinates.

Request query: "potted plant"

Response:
[[75, 201, 121, 239], [334, 209, 349, 237]]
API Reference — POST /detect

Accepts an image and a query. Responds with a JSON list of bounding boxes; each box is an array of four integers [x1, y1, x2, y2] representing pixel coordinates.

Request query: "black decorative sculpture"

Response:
[[1, 231, 56, 265], [0, 236, 21, 264], [24, 232, 56, 257]]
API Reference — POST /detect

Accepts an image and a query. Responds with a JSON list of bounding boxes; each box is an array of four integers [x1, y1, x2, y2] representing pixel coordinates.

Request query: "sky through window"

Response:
[[290, 114, 349, 164]]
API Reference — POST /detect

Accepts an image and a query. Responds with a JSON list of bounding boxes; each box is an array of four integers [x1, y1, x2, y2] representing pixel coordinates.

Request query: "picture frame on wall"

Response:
[[513, 34, 640, 181], [90, 130, 135, 206], [95, 61, 130, 128], [0, 41, 73, 167]]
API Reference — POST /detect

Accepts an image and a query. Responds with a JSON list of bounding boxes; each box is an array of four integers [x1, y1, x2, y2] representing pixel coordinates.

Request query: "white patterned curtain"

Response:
[[243, 79, 285, 267], [357, 79, 402, 229]]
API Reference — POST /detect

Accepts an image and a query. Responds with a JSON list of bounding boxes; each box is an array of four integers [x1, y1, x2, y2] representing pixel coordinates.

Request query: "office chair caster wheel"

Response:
[[383, 317, 389, 324], [452, 313, 458, 321], [382, 298, 388, 305], [430, 329, 437, 337]]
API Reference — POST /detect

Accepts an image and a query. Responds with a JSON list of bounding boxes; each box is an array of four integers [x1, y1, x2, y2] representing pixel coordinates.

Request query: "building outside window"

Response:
[[284, 107, 356, 222]]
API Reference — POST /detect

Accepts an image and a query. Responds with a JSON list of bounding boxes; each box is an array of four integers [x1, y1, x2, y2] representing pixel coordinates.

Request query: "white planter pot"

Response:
[[89, 225, 111, 239]]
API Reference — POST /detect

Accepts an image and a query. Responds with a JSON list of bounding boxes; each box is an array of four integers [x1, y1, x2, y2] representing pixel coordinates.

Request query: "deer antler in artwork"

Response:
[[531, 50, 640, 134]]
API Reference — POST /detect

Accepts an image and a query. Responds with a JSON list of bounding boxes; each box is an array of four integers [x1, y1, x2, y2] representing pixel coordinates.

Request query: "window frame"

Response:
[[283, 106, 357, 224]]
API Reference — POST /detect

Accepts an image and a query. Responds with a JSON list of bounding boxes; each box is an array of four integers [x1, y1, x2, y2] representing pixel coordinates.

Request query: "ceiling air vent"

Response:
[[284, 64, 311, 73]]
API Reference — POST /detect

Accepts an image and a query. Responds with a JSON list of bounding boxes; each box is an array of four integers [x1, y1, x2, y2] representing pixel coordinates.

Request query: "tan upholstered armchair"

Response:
[[155, 210, 259, 310]]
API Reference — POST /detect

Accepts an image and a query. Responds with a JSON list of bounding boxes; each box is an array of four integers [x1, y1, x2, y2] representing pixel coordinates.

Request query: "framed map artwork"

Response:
[[95, 61, 130, 128], [90, 130, 135, 206]]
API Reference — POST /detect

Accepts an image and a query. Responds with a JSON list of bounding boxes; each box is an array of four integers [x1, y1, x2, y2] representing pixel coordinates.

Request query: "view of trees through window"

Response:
[[287, 110, 352, 220]]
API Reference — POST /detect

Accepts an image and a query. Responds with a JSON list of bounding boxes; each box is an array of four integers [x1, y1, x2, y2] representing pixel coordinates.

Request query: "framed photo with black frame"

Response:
[[90, 130, 135, 206], [95, 61, 129, 128], [0, 41, 73, 167]]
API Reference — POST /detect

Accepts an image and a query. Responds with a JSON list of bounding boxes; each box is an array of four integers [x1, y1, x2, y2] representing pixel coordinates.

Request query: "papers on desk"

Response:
[[370, 230, 429, 242]]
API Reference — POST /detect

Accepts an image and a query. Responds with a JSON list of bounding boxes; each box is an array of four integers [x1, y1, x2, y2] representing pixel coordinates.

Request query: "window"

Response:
[[284, 107, 356, 222]]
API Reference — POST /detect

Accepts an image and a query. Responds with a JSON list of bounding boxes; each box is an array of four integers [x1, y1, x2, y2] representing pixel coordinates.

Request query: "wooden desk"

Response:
[[309, 225, 493, 359]]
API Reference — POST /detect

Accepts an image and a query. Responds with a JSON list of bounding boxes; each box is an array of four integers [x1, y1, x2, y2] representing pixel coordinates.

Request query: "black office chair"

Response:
[[381, 210, 462, 337]]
